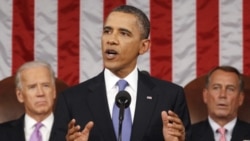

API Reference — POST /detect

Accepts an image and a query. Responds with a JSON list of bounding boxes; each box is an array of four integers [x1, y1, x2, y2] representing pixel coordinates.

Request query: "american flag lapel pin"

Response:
[[146, 96, 152, 100]]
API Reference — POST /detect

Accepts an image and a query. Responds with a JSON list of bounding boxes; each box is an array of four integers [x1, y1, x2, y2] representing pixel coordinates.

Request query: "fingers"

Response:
[[66, 119, 94, 141], [161, 111, 168, 122], [81, 121, 94, 135], [66, 119, 82, 141], [74, 121, 94, 141], [167, 110, 180, 122], [166, 122, 185, 136], [68, 119, 76, 129], [162, 110, 181, 125], [68, 119, 81, 135], [162, 110, 185, 141]]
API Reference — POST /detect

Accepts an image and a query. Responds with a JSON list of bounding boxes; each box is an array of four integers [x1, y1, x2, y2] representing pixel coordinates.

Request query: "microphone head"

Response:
[[115, 91, 131, 108]]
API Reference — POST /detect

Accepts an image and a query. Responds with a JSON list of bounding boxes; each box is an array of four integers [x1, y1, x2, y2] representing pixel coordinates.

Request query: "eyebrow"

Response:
[[119, 28, 132, 35], [103, 26, 132, 35], [103, 26, 112, 30], [212, 83, 237, 88]]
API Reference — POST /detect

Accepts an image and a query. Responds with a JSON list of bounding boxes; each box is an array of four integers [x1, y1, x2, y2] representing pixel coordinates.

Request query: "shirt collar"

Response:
[[208, 116, 237, 134], [104, 67, 138, 91], [25, 113, 54, 129]]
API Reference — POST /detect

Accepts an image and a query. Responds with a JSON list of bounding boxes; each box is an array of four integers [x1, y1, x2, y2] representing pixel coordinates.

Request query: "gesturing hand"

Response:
[[66, 119, 94, 141], [162, 110, 185, 141]]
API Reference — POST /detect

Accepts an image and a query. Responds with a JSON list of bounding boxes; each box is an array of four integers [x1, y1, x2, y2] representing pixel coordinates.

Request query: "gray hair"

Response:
[[111, 5, 150, 39], [205, 65, 244, 92], [15, 60, 55, 90]]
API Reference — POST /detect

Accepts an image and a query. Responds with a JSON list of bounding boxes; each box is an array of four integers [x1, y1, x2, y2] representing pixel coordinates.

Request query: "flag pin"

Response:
[[146, 96, 152, 99]]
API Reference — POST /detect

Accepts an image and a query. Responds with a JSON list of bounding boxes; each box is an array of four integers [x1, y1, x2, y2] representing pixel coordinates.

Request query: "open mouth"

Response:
[[105, 49, 118, 59], [217, 103, 227, 108], [36, 101, 47, 105], [106, 49, 117, 54]]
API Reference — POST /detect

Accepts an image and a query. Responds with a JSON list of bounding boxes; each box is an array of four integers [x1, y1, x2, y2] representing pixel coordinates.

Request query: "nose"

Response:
[[219, 88, 227, 98], [37, 85, 45, 96], [107, 33, 118, 45]]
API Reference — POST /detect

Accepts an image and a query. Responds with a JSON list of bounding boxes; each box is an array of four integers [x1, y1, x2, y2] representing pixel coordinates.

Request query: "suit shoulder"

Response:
[[61, 72, 103, 94], [191, 120, 208, 128], [147, 75, 183, 90], [0, 118, 23, 132], [236, 119, 250, 129], [190, 120, 213, 141], [0, 120, 14, 128], [138, 73, 186, 100], [190, 119, 213, 134]]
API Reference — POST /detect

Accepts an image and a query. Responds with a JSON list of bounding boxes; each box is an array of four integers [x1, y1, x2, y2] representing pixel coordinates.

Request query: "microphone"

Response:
[[115, 91, 131, 141], [115, 90, 131, 108]]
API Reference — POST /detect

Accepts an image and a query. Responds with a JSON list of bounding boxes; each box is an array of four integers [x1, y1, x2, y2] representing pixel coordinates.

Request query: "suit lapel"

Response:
[[10, 116, 26, 141], [231, 119, 250, 141], [87, 72, 117, 141], [130, 72, 157, 141], [196, 120, 215, 141]]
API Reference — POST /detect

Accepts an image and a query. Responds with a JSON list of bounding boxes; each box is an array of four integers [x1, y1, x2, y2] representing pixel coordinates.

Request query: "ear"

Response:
[[203, 88, 208, 104], [139, 39, 150, 55], [238, 91, 245, 106], [53, 86, 56, 100], [16, 89, 24, 103]]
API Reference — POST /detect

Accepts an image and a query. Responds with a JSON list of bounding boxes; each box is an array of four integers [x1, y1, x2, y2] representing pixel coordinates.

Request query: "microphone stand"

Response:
[[118, 103, 125, 141], [115, 91, 131, 141]]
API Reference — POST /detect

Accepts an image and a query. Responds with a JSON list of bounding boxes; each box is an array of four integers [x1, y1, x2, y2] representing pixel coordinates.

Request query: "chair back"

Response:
[[184, 75, 250, 124]]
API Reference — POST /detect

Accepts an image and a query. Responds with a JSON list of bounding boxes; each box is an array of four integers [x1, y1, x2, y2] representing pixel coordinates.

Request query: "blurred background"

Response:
[[0, 0, 249, 87]]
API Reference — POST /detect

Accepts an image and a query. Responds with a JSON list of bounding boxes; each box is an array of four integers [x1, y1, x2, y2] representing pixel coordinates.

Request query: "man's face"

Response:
[[101, 11, 150, 78], [16, 66, 56, 119], [203, 70, 244, 121]]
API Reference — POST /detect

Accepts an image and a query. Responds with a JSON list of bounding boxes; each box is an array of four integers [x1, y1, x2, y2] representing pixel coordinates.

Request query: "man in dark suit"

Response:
[[190, 66, 250, 141], [0, 61, 56, 141], [51, 5, 191, 141]]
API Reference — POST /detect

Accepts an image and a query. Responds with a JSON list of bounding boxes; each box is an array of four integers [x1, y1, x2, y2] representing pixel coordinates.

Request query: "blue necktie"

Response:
[[112, 80, 132, 141]]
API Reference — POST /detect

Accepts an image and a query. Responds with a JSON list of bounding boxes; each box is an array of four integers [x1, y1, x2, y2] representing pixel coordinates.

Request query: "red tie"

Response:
[[218, 127, 226, 141]]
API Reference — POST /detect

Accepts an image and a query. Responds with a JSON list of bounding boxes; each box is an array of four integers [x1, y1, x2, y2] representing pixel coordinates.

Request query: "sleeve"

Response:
[[173, 87, 191, 141], [51, 91, 71, 141]]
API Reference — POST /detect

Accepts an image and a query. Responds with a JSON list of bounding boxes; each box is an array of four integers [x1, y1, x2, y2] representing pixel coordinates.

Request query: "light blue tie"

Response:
[[29, 122, 43, 141], [112, 80, 132, 141]]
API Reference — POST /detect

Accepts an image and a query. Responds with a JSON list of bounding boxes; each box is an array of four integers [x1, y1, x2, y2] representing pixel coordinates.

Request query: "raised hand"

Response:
[[162, 110, 185, 141], [66, 119, 94, 141]]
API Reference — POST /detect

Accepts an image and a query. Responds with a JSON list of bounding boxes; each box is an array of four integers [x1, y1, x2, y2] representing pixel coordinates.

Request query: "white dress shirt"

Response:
[[104, 67, 138, 122], [208, 116, 237, 141], [24, 113, 54, 141]]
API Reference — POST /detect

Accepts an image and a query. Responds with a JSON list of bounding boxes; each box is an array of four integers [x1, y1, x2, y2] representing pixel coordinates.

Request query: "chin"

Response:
[[36, 109, 51, 115], [215, 112, 229, 118], [104, 64, 118, 71]]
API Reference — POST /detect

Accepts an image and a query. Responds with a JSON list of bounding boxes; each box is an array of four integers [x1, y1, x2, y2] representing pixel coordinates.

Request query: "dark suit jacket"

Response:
[[0, 114, 54, 141], [0, 115, 26, 141], [51, 70, 191, 141], [190, 119, 250, 141]]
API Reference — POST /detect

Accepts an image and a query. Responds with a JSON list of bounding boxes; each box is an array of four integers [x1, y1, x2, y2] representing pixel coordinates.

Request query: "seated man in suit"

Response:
[[190, 66, 250, 141], [0, 61, 56, 141]]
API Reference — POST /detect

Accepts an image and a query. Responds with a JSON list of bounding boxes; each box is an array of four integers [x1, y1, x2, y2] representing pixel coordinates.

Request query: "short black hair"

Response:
[[111, 5, 150, 39]]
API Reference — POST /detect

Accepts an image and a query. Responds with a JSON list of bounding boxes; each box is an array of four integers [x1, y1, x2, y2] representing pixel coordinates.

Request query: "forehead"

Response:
[[104, 12, 140, 30], [209, 70, 239, 85], [21, 67, 51, 81]]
